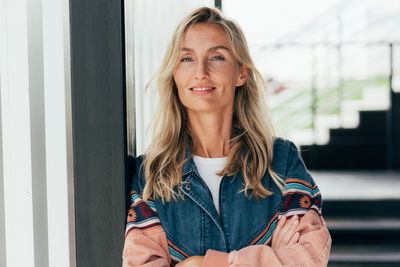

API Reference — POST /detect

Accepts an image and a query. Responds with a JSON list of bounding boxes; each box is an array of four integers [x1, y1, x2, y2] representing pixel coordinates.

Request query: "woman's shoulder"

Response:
[[273, 136, 299, 152], [272, 137, 314, 185], [135, 154, 144, 165], [271, 137, 299, 170]]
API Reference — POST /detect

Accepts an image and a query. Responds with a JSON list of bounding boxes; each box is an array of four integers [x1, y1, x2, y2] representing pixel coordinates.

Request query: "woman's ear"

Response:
[[236, 65, 248, 87]]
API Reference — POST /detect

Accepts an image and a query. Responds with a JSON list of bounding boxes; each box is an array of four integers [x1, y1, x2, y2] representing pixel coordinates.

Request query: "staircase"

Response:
[[299, 91, 400, 266], [324, 199, 400, 267], [300, 110, 387, 169], [311, 170, 400, 267], [300, 92, 400, 170]]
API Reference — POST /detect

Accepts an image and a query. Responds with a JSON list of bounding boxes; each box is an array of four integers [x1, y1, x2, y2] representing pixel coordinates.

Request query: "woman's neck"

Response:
[[188, 111, 232, 158]]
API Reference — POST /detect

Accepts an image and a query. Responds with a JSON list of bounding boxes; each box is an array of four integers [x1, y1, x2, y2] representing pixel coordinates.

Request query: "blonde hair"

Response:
[[142, 7, 284, 202]]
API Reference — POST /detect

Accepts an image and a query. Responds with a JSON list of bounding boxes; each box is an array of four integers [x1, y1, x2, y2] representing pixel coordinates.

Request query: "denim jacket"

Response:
[[122, 138, 331, 266]]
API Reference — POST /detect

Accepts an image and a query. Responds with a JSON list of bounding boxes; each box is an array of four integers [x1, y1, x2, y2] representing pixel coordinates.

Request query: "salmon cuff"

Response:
[[202, 249, 229, 267]]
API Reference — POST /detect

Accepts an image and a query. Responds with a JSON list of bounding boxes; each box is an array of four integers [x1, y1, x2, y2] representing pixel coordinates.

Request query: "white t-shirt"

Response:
[[193, 155, 227, 215]]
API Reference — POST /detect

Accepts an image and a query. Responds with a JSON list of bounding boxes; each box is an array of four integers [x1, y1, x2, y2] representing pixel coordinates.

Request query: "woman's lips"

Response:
[[190, 87, 216, 95]]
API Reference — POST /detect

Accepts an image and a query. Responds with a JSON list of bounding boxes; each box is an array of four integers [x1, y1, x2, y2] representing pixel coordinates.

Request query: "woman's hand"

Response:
[[175, 256, 204, 267], [271, 215, 300, 250]]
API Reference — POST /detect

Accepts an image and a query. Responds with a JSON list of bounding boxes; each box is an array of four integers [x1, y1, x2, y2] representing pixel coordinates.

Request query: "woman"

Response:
[[123, 7, 331, 267]]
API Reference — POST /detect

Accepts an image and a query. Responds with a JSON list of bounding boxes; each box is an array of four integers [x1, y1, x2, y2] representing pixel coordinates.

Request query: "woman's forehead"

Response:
[[181, 23, 231, 50]]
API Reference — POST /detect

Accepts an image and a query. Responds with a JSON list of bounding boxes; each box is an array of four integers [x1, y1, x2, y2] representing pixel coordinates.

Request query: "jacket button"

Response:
[[185, 184, 192, 191]]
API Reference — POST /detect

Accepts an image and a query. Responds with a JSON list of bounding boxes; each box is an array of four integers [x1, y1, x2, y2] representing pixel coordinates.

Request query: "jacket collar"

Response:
[[182, 140, 199, 177]]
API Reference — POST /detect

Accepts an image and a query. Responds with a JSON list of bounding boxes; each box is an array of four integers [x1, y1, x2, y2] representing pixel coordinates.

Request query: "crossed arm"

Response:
[[122, 209, 331, 267], [177, 214, 301, 266]]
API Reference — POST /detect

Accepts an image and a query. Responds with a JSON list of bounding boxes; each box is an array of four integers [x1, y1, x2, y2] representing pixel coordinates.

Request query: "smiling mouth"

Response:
[[190, 87, 216, 91]]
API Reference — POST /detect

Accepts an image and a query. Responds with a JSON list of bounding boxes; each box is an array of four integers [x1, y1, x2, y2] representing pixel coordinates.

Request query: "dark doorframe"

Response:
[[69, 0, 129, 266], [215, 0, 222, 10]]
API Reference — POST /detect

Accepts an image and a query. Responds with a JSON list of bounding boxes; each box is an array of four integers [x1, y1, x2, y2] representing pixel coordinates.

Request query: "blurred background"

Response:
[[228, 1, 400, 266], [0, 0, 399, 266]]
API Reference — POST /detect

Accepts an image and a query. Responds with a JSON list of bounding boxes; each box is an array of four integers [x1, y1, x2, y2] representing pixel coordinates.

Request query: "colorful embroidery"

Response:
[[299, 195, 312, 208], [125, 191, 162, 236], [280, 178, 322, 217], [127, 209, 137, 222], [246, 178, 322, 247]]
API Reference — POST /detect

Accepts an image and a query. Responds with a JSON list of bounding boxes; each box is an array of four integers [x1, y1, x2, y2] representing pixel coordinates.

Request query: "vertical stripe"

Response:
[[0, 0, 35, 266], [27, 0, 49, 265], [42, 0, 75, 266], [0, 71, 7, 267], [0, 0, 75, 266]]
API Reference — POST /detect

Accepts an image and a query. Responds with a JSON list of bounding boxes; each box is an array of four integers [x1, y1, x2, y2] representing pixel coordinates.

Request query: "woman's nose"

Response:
[[194, 60, 209, 80]]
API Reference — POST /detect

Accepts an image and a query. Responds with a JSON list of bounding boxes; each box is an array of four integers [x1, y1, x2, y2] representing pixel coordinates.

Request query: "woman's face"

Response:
[[173, 23, 247, 115]]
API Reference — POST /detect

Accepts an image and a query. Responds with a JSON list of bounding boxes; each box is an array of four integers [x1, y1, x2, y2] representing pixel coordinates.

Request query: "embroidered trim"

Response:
[[281, 178, 322, 216], [168, 240, 189, 263], [125, 190, 190, 264], [125, 191, 161, 237], [249, 211, 279, 245]]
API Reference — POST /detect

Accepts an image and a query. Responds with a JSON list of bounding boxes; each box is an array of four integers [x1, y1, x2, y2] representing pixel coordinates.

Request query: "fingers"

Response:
[[273, 216, 286, 239], [289, 232, 300, 245], [280, 215, 299, 240], [279, 215, 299, 246], [272, 215, 300, 249], [272, 216, 286, 248]]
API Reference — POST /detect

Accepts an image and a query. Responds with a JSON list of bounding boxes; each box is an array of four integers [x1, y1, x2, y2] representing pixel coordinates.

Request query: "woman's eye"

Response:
[[181, 57, 193, 62], [212, 55, 225, 61]]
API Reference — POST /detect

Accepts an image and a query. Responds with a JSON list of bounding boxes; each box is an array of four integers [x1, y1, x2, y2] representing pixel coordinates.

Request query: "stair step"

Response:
[[330, 245, 400, 263], [323, 200, 400, 217], [329, 111, 388, 139], [330, 253, 400, 263], [326, 217, 400, 244], [301, 145, 387, 169], [326, 218, 400, 231], [327, 135, 386, 145], [328, 263, 400, 267], [329, 127, 385, 137], [358, 110, 388, 131], [311, 171, 400, 200]]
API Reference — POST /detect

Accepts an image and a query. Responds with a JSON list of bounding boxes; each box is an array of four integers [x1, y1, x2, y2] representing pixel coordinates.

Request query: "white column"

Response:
[[27, 0, 49, 265], [0, 0, 36, 266], [42, 0, 75, 266], [0, 72, 7, 267], [0, 0, 74, 266]]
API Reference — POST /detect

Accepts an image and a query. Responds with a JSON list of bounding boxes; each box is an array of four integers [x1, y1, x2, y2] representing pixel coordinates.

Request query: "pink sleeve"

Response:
[[202, 210, 331, 267], [122, 226, 171, 267]]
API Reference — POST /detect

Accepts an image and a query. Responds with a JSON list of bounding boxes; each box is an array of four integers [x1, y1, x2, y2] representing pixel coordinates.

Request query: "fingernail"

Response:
[[292, 215, 298, 220]]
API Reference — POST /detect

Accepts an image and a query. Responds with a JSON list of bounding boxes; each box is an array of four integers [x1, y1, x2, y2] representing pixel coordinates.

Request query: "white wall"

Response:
[[129, 0, 215, 155], [0, 0, 74, 266]]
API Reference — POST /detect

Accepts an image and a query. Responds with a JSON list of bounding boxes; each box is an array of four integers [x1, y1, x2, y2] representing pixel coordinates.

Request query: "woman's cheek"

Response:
[[177, 64, 193, 79]]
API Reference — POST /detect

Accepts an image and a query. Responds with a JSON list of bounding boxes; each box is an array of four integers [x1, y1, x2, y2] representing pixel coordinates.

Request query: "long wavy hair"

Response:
[[142, 6, 284, 202]]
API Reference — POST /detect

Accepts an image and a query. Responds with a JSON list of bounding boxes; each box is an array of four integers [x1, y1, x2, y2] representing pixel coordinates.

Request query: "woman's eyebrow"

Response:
[[207, 45, 230, 52], [181, 45, 230, 52]]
